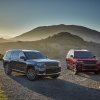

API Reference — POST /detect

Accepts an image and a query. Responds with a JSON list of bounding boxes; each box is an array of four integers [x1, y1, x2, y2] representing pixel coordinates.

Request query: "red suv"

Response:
[[66, 49, 100, 75]]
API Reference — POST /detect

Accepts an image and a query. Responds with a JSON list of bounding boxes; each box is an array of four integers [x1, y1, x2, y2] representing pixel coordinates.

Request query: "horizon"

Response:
[[0, 0, 100, 38]]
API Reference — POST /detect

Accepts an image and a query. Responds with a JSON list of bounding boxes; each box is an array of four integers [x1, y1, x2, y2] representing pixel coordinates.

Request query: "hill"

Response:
[[37, 32, 84, 46], [0, 32, 85, 59], [12, 24, 100, 43], [0, 38, 13, 43]]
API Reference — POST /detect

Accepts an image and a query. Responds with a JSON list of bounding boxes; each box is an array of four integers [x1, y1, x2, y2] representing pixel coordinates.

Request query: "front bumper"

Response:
[[76, 64, 100, 72], [36, 67, 61, 76], [37, 72, 61, 76]]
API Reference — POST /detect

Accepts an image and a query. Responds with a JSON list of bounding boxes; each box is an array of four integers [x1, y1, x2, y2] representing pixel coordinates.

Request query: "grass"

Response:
[[0, 86, 8, 100]]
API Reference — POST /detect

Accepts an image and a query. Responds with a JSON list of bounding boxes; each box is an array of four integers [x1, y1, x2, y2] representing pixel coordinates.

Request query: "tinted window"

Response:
[[12, 51, 19, 58], [24, 52, 47, 59], [6, 51, 12, 57], [19, 52, 25, 58], [74, 52, 94, 58]]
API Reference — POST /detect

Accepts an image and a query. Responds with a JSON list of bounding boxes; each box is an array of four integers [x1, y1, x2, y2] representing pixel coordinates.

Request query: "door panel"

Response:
[[10, 58, 19, 69], [17, 59, 26, 72]]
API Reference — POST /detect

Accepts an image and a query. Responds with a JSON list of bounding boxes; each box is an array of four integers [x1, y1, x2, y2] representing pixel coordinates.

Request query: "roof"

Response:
[[70, 49, 89, 52], [7, 49, 39, 52], [74, 50, 89, 52]]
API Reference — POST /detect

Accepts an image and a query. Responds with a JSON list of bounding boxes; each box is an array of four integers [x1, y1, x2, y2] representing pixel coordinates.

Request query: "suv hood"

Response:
[[27, 59, 59, 63]]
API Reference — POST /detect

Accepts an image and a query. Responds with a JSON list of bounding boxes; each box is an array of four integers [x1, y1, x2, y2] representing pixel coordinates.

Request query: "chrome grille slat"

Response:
[[82, 66, 98, 70], [83, 61, 97, 65], [46, 68, 61, 74], [45, 63, 58, 67]]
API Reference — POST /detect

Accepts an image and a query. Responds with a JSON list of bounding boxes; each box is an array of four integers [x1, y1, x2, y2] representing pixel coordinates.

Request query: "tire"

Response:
[[66, 61, 69, 69], [4, 63, 12, 75], [72, 64, 78, 75], [26, 67, 38, 81], [94, 72, 99, 75], [50, 75, 60, 78]]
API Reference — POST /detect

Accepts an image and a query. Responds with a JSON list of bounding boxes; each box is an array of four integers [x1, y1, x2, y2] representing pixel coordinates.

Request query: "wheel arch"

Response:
[[26, 65, 36, 72], [4, 61, 9, 67]]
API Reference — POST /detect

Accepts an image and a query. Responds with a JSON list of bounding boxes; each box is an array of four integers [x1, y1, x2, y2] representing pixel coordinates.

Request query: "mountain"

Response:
[[0, 35, 12, 39], [12, 24, 100, 43], [0, 38, 14, 43], [0, 38, 9, 43]]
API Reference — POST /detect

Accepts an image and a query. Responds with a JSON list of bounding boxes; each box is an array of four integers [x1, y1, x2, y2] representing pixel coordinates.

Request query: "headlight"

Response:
[[76, 61, 84, 64], [59, 62, 61, 66], [37, 63, 45, 66]]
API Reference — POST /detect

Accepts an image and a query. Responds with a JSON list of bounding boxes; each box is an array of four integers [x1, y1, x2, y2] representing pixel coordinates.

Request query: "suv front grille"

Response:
[[45, 63, 59, 67], [82, 66, 98, 70], [83, 61, 97, 65]]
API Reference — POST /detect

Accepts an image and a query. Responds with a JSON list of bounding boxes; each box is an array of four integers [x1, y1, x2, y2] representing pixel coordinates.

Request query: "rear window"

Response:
[[6, 51, 12, 57], [74, 51, 94, 58]]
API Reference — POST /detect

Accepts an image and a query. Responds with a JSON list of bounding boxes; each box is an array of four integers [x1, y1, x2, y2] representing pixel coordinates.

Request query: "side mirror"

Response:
[[20, 56, 26, 60], [46, 56, 48, 58], [94, 55, 96, 58], [70, 55, 73, 58]]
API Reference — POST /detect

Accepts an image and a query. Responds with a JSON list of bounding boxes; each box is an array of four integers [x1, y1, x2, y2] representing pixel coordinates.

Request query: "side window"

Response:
[[19, 52, 25, 58], [6, 51, 12, 57], [12, 51, 19, 58]]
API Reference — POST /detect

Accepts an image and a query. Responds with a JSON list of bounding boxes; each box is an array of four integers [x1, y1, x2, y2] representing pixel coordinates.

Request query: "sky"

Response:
[[0, 0, 100, 38]]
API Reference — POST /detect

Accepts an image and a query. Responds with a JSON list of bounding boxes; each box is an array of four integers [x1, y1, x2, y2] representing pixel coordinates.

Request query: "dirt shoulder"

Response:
[[0, 60, 100, 100]]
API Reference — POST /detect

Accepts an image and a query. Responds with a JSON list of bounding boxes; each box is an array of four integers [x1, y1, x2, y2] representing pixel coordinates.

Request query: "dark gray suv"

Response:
[[3, 50, 61, 81]]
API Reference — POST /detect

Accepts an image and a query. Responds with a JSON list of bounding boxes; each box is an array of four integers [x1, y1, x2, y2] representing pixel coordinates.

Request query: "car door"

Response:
[[17, 52, 27, 72], [10, 51, 19, 70]]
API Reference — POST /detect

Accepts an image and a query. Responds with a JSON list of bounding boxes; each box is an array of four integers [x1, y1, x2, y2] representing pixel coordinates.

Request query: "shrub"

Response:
[[0, 53, 4, 60]]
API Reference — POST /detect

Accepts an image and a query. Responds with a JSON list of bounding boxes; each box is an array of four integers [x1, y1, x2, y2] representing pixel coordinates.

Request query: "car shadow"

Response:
[[8, 72, 100, 100], [78, 72, 100, 82]]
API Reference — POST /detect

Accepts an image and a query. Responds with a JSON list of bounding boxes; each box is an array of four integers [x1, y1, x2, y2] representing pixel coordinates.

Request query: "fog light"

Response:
[[43, 73, 46, 75], [38, 68, 46, 71]]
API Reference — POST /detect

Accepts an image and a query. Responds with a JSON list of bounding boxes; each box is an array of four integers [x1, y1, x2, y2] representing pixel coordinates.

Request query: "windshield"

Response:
[[74, 51, 94, 58], [24, 52, 47, 59]]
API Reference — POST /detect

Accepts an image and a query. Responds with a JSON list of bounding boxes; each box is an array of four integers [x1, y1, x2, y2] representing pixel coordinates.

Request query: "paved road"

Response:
[[0, 60, 100, 100]]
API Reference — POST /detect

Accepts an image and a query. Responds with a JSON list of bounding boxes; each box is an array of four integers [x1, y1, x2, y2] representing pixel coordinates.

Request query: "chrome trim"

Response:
[[12, 69, 26, 73], [37, 72, 61, 76]]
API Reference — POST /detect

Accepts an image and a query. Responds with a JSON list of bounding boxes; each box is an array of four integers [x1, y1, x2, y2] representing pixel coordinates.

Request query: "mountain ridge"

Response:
[[12, 24, 100, 43]]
